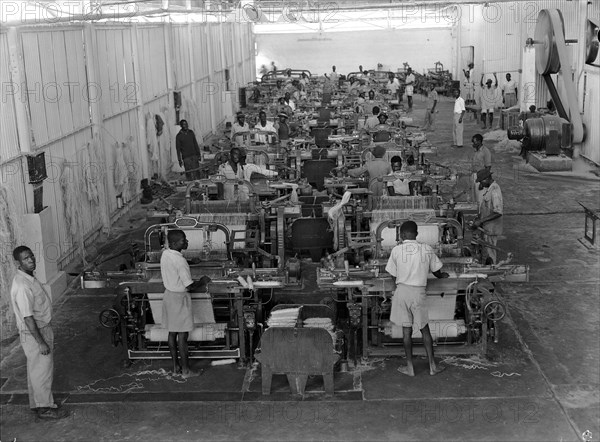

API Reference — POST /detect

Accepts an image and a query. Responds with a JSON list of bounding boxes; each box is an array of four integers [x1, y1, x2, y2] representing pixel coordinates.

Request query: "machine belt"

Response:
[[542, 10, 585, 143]]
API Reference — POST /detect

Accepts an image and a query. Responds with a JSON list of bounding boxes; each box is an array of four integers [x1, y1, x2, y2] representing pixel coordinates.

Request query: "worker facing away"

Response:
[[385, 221, 449, 376]]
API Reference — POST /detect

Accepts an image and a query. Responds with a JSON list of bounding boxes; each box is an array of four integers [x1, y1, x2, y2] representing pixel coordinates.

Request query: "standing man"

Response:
[[387, 73, 401, 103], [161, 230, 210, 377], [254, 110, 277, 144], [422, 83, 438, 132], [10, 246, 68, 419], [346, 145, 392, 203], [472, 169, 503, 265], [404, 67, 415, 111], [480, 73, 499, 130], [502, 73, 518, 108], [176, 119, 201, 180], [328, 65, 339, 85], [277, 112, 291, 142], [230, 112, 250, 146], [385, 221, 449, 376], [470, 134, 492, 203], [452, 89, 466, 148], [462, 62, 475, 104]]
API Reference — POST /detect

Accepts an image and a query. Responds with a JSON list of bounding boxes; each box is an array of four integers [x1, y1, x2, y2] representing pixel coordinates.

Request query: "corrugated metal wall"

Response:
[[0, 32, 21, 163], [20, 28, 90, 148], [581, 67, 599, 164], [1, 20, 256, 276]]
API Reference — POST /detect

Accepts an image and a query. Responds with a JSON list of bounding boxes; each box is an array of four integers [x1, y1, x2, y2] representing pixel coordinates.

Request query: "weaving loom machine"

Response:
[[98, 218, 258, 366], [317, 215, 528, 358]]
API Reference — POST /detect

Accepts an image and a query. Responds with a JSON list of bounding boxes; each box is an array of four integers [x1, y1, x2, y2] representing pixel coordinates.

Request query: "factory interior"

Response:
[[1, 0, 599, 440]]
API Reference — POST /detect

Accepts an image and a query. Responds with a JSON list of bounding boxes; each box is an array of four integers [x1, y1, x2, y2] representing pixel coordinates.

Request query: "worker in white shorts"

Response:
[[480, 73, 499, 130], [385, 221, 449, 376]]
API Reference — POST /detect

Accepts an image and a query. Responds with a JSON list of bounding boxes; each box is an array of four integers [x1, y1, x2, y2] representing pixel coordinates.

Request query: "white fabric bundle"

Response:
[[303, 317, 334, 332], [267, 307, 301, 327]]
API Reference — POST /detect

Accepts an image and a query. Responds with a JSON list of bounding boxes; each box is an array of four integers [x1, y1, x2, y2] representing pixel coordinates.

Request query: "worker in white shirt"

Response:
[[387, 72, 401, 103], [10, 246, 69, 420], [452, 89, 466, 148], [387, 156, 411, 196], [230, 112, 250, 146], [404, 67, 415, 111], [254, 110, 277, 144], [462, 62, 475, 104], [364, 106, 381, 131], [502, 73, 518, 108], [161, 230, 211, 377], [328, 65, 339, 85], [283, 92, 296, 112], [385, 221, 449, 376], [219, 147, 277, 201], [480, 73, 499, 130]]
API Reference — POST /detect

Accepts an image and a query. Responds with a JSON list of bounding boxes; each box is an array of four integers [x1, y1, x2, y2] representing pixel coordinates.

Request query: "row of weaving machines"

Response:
[[89, 71, 527, 367]]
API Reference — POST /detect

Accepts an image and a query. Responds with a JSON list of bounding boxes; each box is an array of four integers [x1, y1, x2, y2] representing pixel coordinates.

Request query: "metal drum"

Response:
[[524, 115, 571, 154]]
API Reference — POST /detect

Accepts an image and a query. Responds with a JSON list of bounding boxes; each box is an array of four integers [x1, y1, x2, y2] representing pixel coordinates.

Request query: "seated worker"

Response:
[[218, 147, 277, 201], [405, 153, 417, 172], [254, 110, 277, 144], [387, 156, 411, 196], [274, 79, 284, 93], [346, 145, 392, 201], [364, 106, 381, 132], [292, 82, 306, 102], [277, 112, 291, 141], [377, 112, 389, 125], [277, 97, 293, 117], [299, 72, 309, 87], [519, 105, 539, 124], [283, 92, 296, 112], [230, 112, 250, 145]]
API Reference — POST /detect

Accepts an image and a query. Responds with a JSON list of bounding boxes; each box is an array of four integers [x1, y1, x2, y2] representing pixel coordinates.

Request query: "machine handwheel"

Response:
[[484, 300, 506, 322], [99, 308, 121, 328]]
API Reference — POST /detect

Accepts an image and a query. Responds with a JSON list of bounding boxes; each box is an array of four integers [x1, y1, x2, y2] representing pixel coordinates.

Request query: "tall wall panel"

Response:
[[96, 26, 138, 119], [0, 32, 20, 163], [172, 24, 192, 88], [138, 26, 168, 103]]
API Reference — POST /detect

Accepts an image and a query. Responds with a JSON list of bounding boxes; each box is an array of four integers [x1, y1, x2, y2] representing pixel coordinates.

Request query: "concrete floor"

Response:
[[1, 95, 599, 442]]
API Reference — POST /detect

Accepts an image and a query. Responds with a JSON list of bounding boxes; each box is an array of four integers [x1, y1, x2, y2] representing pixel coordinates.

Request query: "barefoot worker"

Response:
[[385, 221, 449, 376], [160, 230, 211, 377]]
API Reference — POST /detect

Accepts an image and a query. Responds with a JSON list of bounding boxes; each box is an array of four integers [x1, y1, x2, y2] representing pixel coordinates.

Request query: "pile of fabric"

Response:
[[266, 307, 300, 328], [302, 317, 336, 343]]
